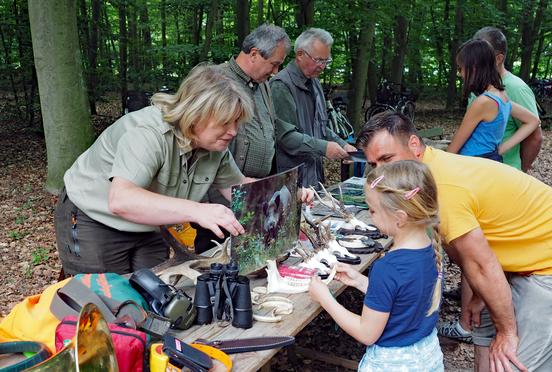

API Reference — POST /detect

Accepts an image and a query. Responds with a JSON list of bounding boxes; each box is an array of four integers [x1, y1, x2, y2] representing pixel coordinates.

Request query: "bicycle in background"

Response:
[[324, 85, 355, 140], [529, 79, 551, 123], [364, 80, 416, 123]]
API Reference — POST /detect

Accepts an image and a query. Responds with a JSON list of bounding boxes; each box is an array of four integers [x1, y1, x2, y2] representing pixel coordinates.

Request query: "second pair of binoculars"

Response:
[[194, 261, 253, 329]]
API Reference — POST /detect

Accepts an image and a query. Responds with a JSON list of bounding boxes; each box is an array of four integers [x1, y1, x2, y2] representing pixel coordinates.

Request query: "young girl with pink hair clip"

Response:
[[309, 160, 444, 371]]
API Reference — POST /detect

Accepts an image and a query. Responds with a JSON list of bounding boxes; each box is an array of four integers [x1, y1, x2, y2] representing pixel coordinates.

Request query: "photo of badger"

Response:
[[230, 166, 301, 275]]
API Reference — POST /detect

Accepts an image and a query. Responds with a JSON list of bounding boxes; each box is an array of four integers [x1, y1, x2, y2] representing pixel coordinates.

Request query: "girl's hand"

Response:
[[309, 275, 331, 304], [335, 263, 369, 292], [298, 187, 314, 203]]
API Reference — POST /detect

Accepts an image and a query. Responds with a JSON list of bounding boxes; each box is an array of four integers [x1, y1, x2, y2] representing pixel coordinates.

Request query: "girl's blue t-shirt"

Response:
[[459, 91, 512, 156], [364, 245, 440, 347]]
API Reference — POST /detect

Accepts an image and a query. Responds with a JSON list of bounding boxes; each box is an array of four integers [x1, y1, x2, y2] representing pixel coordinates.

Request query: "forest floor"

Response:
[[1, 96, 551, 371]]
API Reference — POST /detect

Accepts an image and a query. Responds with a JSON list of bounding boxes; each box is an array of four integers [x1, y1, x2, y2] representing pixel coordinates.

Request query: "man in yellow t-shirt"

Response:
[[357, 111, 552, 372]]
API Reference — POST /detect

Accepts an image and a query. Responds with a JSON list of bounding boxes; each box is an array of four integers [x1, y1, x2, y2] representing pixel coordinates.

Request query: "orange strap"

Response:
[[190, 343, 233, 371]]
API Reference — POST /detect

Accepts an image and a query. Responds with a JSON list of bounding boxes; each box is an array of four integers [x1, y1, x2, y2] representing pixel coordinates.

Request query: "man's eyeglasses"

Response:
[[303, 50, 332, 66]]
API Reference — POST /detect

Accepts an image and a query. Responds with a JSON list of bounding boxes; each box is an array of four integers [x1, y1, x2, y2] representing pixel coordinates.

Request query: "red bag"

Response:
[[55, 316, 147, 372]]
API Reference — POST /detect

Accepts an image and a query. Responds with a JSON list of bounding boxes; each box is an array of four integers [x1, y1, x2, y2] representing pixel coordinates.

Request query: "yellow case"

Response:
[[149, 343, 169, 372]]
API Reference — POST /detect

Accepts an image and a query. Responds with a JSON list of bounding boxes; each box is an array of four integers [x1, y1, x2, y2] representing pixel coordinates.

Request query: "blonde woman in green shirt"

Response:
[[55, 65, 256, 275]]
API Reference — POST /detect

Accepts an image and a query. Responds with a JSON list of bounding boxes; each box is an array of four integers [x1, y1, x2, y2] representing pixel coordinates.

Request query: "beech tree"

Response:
[[28, 0, 95, 194]]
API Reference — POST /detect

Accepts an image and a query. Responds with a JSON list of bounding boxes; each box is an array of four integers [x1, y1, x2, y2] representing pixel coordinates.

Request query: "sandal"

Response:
[[345, 241, 384, 255], [332, 251, 361, 265]]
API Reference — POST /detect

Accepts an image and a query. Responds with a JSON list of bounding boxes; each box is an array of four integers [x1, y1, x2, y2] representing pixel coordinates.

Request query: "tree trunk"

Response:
[[160, 0, 167, 73], [140, 2, 152, 74], [446, 0, 463, 110], [258, 0, 264, 26], [77, 0, 90, 68], [127, 2, 139, 87], [430, 1, 448, 87], [380, 30, 391, 79], [390, 14, 408, 87], [345, 30, 355, 86], [348, 1, 375, 131], [118, 0, 128, 113], [406, 2, 425, 90], [530, 28, 545, 80], [14, 0, 35, 125], [519, 0, 547, 81], [268, 0, 283, 26], [496, 0, 508, 35], [0, 23, 20, 108], [508, 34, 520, 72], [366, 34, 378, 106], [200, 0, 219, 62], [88, 0, 100, 115], [28, 0, 95, 194], [102, 4, 116, 72], [236, 0, 250, 48], [295, 0, 314, 28], [518, 0, 536, 81], [190, 5, 204, 66]]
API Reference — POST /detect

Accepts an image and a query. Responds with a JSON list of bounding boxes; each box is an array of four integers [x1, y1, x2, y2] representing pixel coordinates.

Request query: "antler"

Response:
[[310, 183, 354, 221], [157, 237, 232, 285]]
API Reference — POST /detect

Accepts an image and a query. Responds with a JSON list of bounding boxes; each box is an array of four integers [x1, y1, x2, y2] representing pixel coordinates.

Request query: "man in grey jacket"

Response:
[[271, 28, 356, 188]]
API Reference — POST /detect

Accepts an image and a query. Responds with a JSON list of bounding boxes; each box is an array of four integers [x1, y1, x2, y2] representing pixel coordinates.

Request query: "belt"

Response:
[[190, 343, 232, 371], [194, 336, 295, 354]]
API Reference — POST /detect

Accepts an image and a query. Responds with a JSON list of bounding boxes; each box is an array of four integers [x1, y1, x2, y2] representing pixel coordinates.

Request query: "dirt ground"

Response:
[[1, 97, 550, 371]]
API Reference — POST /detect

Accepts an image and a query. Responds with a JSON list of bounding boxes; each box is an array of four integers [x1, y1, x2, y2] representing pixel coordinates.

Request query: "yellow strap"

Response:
[[190, 343, 233, 372]]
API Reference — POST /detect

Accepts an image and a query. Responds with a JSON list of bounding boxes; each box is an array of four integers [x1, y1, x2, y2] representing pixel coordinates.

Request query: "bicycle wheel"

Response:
[[364, 104, 394, 122], [401, 101, 416, 122]]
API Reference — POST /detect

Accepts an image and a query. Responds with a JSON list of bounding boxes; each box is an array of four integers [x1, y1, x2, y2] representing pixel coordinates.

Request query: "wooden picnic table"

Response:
[[172, 208, 392, 372]]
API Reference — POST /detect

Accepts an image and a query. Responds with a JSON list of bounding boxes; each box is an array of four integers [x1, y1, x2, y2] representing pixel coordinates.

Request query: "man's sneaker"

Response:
[[437, 319, 473, 343]]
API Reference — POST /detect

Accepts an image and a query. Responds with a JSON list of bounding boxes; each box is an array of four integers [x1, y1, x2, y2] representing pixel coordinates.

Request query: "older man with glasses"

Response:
[[271, 28, 357, 188]]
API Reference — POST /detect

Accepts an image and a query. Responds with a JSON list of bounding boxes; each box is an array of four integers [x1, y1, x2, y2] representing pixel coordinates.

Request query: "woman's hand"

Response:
[[309, 275, 331, 304], [195, 203, 245, 238], [335, 263, 369, 293]]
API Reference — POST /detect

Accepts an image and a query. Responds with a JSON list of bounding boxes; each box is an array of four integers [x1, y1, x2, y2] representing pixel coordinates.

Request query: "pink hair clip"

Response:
[[370, 175, 384, 189], [404, 187, 420, 200], [437, 272, 443, 279]]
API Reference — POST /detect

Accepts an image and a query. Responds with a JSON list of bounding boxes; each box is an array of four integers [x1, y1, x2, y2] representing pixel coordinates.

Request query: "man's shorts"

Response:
[[472, 274, 552, 371]]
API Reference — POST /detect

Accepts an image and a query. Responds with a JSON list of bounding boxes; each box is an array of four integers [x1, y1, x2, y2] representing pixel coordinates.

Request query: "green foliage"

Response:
[[31, 247, 50, 266], [1, 0, 551, 125], [15, 215, 27, 225], [231, 188, 247, 214], [24, 262, 33, 279], [8, 231, 26, 240], [20, 197, 35, 211], [239, 211, 255, 226]]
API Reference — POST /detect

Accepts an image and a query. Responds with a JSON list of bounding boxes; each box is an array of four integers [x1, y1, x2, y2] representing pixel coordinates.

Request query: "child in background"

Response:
[[309, 160, 444, 371], [448, 39, 540, 161]]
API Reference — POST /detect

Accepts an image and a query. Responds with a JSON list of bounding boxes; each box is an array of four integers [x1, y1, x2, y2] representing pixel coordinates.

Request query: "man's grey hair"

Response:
[[241, 24, 291, 58], [294, 28, 334, 53], [474, 26, 507, 57]]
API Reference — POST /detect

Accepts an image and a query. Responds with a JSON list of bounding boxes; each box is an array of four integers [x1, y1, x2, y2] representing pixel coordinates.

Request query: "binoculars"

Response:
[[129, 269, 196, 330], [194, 261, 252, 329]]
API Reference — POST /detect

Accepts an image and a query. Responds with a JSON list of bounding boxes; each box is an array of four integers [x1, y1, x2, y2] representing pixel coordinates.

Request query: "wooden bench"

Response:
[[418, 127, 444, 139]]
